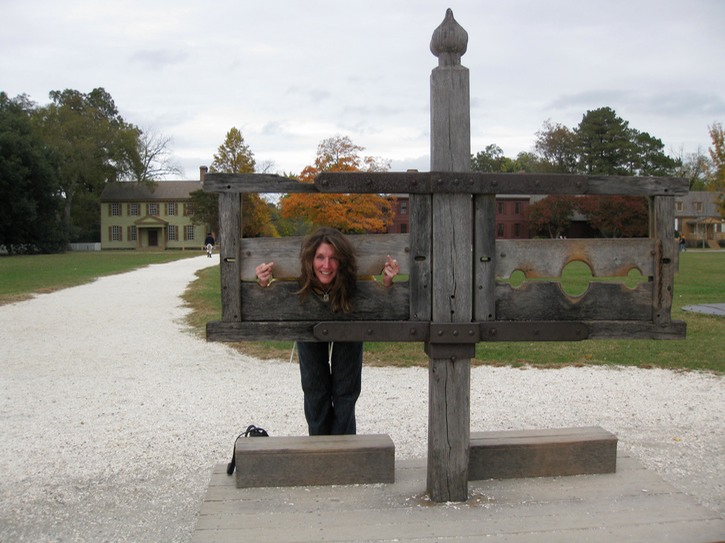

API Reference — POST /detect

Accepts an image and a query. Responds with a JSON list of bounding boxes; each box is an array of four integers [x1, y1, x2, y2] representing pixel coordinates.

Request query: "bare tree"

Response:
[[670, 145, 711, 191], [127, 128, 183, 182]]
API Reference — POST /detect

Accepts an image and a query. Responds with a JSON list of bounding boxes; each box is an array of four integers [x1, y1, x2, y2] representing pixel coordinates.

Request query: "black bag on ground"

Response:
[[226, 424, 269, 475]]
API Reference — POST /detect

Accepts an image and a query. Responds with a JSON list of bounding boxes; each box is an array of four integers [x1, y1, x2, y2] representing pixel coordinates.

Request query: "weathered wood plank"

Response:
[[204, 173, 317, 193], [409, 194, 432, 321], [218, 193, 242, 322], [474, 194, 496, 321], [240, 281, 409, 321], [495, 238, 655, 279], [239, 234, 410, 281], [651, 196, 675, 325], [468, 426, 617, 480], [233, 434, 395, 488], [207, 321, 318, 342], [206, 319, 686, 343], [313, 171, 689, 196], [427, 21, 472, 501], [431, 194, 473, 324], [428, 193, 473, 504], [584, 319, 686, 340], [495, 281, 654, 321]]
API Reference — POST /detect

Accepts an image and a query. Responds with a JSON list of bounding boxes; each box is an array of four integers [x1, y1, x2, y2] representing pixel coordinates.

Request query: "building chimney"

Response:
[[199, 166, 208, 183]]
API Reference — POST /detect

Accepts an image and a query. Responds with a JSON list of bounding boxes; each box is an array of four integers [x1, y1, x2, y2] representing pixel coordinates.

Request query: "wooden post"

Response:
[[651, 196, 675, 326], [219, 192, 242, 322], [426, 8, 471, 502]]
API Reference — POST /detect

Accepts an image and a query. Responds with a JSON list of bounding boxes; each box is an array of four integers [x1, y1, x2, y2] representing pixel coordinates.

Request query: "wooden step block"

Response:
[[234, 434, 395, 488], [469, 426, 617, 480]]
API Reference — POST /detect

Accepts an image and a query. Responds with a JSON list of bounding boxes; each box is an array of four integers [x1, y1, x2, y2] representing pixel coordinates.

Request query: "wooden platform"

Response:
[[192, 454, 725, 542]]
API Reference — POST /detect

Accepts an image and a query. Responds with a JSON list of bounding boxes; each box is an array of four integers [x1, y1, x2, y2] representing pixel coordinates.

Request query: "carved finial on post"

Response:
[[430, 8, 468, 66]]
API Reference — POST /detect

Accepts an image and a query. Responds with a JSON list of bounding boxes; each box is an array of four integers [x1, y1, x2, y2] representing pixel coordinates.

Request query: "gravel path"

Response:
[[0, 255, 722, 542]]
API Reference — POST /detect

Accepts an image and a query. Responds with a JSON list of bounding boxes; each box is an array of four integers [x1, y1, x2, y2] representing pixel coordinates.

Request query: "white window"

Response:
[[129, 203, 140, 216], [110, 203, 121, 216], [128, 226, 137, 241], [185, 225, 195, 241], [148, 203, 159, 216], [111, 226, 122, 241], [167, 203, 177, 216], [168, 225, 178, 241]]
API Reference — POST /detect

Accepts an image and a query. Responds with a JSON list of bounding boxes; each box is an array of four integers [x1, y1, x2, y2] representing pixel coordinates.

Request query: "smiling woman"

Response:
[[254, 227, 400, 436]]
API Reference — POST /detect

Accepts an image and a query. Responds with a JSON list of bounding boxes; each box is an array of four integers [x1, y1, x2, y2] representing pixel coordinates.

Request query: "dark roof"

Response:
[[100, 181, 202, 202]]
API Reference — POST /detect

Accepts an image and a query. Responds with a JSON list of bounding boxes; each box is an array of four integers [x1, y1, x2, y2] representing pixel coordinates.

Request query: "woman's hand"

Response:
[[382, 255, 399, 287], [255, 262, 274, 288]]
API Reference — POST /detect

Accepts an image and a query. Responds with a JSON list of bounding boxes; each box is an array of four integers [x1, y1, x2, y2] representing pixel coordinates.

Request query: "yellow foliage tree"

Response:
[[210, 127, 276, 237], [280, 135, 395, 233]]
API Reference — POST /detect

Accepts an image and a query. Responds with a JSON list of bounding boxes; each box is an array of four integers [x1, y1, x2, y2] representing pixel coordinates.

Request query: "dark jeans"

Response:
[[297, 341, 363, 435]]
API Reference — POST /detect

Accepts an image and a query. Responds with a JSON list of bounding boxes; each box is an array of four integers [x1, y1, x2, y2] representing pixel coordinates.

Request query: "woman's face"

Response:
[[313, 242, 339, 287]]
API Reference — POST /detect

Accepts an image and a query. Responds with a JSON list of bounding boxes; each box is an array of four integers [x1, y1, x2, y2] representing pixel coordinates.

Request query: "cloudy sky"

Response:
[[3, 0, 724, 178]]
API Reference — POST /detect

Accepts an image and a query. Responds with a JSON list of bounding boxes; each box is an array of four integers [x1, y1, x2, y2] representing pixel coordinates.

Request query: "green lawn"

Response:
[[185, 251, 725, 373], [0, 251, 197, 305]]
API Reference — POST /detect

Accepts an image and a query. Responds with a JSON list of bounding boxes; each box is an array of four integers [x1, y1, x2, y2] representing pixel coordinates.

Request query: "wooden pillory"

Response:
[[204, 9, 687, 502]]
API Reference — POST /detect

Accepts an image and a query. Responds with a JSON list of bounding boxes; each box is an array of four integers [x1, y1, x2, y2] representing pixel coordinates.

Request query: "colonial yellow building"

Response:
[[675, 191, 724, 249], [100, 171, 211, 250]]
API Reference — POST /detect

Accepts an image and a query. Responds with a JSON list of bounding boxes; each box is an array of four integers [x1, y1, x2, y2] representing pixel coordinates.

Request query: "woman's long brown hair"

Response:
[[297, 227, 357, 313]]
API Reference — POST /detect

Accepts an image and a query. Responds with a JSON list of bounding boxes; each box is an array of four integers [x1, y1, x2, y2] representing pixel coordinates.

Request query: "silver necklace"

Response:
[[314, 286, 331, 302]]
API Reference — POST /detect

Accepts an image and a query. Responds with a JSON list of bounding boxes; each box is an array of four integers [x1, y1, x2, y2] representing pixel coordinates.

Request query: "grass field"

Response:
[[183, 251, 725, 373], [0, 251, 197, 305]]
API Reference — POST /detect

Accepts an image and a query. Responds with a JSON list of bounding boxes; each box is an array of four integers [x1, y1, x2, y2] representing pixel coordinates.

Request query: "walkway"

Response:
[[192, 455, 724, 542]]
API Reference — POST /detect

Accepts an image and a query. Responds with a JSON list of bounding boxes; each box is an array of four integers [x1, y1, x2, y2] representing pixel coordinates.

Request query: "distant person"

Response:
[[255, 227, 399, 435], [679, 234, 686, 252], [204, 233, 215, 258]]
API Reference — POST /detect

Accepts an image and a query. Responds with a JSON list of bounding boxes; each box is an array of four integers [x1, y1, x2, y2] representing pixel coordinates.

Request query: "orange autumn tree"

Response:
[[280, 135, 395, 233]]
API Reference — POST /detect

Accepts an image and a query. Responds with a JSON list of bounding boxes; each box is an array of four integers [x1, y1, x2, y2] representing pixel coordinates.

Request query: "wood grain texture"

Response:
[[218, 193, 241, 322], [469, 426, 617, 480], [233, 434, 395, 488], [239, 234, 410, 281]]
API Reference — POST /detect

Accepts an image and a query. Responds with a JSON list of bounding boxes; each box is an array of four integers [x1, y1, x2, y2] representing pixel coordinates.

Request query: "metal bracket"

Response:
[[428, 323, 480, 343], [312, 321, 589, 343], [313, 322, 428, 342], [478, 322, 589, 342]]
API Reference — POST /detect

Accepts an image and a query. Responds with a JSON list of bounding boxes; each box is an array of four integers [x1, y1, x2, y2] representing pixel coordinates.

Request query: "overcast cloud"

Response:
[[2, 0, 723, 178]]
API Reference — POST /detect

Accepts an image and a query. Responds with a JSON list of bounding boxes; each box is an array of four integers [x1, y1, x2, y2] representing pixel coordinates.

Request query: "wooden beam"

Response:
[[474, 194, 497, 321], [203, 173, 317, 194], [233, 434, 395, 488], [313, 171, 688, 196], [495, 238, 655, 279], [238, 234, 410, 281], [427, 8, 471, 503], [205, 319, 686, 343], [218, 193, 241, 322], [469, 426, 617, 480], [240, 281, 410, 321]]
